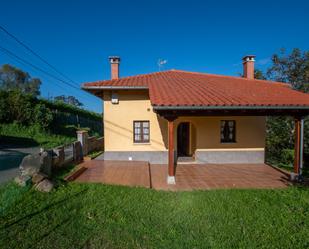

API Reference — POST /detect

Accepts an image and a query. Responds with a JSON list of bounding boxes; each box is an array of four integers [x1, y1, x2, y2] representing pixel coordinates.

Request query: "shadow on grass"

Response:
[[0, 136, 39, 149], [1, 188, 88, 230], [35, 217, 73, 245]]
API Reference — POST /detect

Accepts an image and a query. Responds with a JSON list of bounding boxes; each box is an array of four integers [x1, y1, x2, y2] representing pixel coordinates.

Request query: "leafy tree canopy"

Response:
[[54, 95, 83, 107], [258, 48, 309, 167], [0, 64, 41, 96], [254, 69, 266, 80], [267, 48, 309, 92]]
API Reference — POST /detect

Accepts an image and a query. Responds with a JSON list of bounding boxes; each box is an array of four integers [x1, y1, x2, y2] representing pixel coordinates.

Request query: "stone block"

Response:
[[35, 179, 54, 192], [32, 172, 47, 184], [19, 151, 52, 177], [14, 175, 32, 187], [40, 151, 52, 176], [52, 146, 65, 168], [290, 172, 302, 182]]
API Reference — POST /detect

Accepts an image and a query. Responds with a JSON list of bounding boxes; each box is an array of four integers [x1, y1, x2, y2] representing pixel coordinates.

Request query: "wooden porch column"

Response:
[[166, 116, 177, 184], [294, 117, 302, 175]]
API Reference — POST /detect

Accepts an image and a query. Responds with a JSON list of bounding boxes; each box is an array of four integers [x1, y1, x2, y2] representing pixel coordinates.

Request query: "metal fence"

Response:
[[52, 110, 103, 136]]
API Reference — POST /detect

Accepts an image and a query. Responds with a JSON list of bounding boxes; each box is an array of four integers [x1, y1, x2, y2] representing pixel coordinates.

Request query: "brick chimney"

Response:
[[109, 56, 120, 80], [242, 55, 255, 79]]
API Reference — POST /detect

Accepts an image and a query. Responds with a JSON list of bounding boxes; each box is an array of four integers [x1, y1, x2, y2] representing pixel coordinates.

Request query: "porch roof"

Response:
[[82, 69, 309, 115]]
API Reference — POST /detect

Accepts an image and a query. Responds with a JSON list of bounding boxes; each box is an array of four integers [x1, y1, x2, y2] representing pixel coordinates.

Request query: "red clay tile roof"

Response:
[[83, 70, 309, 107]]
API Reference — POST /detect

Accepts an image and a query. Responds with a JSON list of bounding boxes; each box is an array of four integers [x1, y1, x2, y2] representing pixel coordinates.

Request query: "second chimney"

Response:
[[242, 55, 255, 79], [109, 56, 120, 80]]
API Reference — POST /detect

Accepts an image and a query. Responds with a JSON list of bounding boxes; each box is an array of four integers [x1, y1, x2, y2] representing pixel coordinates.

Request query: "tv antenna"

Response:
[[158, 59, 167, 71]]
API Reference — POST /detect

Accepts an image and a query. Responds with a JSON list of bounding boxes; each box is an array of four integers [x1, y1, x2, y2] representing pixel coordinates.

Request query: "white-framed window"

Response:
[[133, 121, 150, 143]]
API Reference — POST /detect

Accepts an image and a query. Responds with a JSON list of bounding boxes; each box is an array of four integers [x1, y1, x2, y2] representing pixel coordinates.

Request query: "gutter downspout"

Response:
[[300, 118, 304, 176]]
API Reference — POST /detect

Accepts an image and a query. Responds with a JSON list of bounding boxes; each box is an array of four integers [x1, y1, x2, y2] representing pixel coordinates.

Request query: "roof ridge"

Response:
[[83, 70, 174, 86], [83, 68, 290, 88], [170, 69, 287, 85]]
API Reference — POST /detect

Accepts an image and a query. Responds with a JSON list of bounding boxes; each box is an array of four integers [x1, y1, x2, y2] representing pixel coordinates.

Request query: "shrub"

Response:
[[0, 90, 102, 136], [50, 124, 78, 137], [4, 91, 33, 125], [279, 149, 294, 167], [0, 91, 8, 121], [32, 103, 53, 129]]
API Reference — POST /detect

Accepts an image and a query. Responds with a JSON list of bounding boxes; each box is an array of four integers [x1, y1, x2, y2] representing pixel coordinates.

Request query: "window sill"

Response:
[[220, 142, 237, 144], [133, 142, 151, 145]]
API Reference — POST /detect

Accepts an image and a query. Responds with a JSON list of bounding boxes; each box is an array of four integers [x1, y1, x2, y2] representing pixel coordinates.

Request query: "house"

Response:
[[82, 55, 309, 184]]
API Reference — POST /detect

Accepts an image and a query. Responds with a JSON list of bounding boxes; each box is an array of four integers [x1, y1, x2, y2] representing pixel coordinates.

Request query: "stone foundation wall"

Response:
[[102, 151, 168, 164], [102, 150, 264, 164], [194, 150, 265, 164]]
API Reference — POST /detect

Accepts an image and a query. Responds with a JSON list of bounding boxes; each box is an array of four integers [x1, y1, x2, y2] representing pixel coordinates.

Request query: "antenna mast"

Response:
[[157, 58, 167, 71]]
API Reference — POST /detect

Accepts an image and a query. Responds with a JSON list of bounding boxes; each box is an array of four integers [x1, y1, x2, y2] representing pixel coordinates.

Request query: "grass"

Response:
[[1, 182, 309, 249], [0, 123, 75, 149], [87, 150, 103, 159], [53, 163, 78, 182]]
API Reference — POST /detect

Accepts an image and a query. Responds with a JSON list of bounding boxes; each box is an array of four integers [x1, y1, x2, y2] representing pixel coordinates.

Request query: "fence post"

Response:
[[77, 130, 89, 156], [53, 146, 65, 168], [73, 141, 83, 163]]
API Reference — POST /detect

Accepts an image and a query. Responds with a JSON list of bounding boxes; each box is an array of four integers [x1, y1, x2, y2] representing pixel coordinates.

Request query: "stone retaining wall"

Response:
[[88, 136, 104, 153], [77, 130, 103, 155]]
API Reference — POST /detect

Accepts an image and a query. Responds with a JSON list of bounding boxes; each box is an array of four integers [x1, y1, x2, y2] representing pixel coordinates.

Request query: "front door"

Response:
[[177, 122, 190, 157]]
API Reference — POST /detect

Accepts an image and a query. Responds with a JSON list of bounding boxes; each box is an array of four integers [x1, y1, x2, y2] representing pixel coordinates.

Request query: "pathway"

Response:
[[0, 146, 39, 184]]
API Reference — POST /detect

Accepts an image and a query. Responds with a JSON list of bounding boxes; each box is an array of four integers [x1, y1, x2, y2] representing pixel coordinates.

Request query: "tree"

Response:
[[54, 95, 66, 102], [54, 95, 83, 107], [254, 69, 266, 80], [262, 48, 309, 167], [32, 103, 53, 130], [0, 90, 34, 125], [267, 48, 309, 92], [67, 96, 83, 107], [0, 64, 41, 96]]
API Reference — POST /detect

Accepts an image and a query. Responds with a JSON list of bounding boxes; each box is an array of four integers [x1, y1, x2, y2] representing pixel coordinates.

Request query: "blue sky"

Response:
[[0, 0, 308, 113]]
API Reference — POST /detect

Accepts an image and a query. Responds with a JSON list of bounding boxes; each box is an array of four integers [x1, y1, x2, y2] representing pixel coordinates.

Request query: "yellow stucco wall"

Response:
[[104, 90, 167, 151], [103, 91, 266, 153], [175, 116, 266, 154]]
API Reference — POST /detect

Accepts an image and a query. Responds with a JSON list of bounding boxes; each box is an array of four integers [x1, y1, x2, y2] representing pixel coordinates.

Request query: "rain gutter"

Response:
[[153, 105, 309, 110], [82, 86, 149, 90]]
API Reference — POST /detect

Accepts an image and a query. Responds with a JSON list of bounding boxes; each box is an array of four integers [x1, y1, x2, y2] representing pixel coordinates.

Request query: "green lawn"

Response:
[[1, 182, 309, 249]]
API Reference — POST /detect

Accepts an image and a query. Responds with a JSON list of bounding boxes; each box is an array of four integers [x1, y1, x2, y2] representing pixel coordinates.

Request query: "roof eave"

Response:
[[82, 85, 149, 90], [153, 105, 309, 110]]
